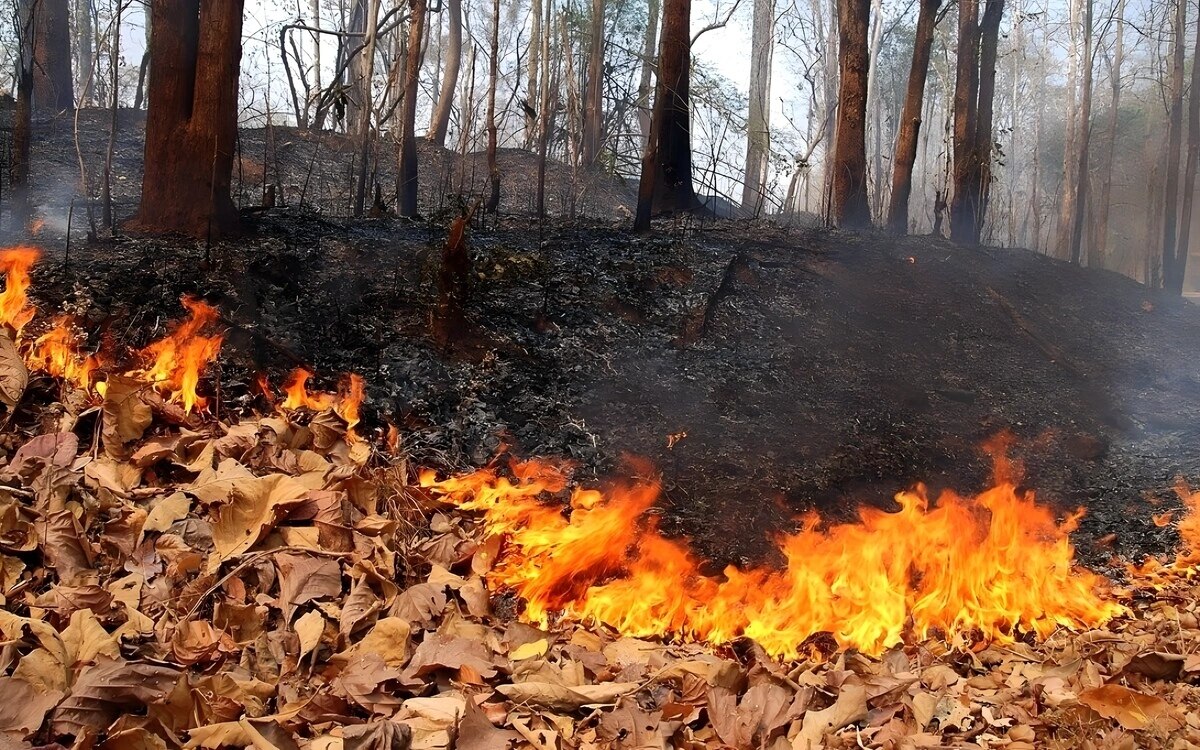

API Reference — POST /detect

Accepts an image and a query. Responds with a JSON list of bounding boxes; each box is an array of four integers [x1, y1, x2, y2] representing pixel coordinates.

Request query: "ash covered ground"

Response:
[[8, 111, 1200, 571]]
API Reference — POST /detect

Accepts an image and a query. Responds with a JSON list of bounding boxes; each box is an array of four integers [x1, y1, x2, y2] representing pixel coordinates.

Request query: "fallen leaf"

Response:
[[793, 683, 867, 749], [101, 376, 153, 459], [456, 699, 517, 750], [0, 332, 28, 408], [1078, 684, 1176, 731], [275, 552, 342, 621], [51, 657, 180, 737], [0, 676, 62, 737], [495, 681, 637, 711], [342, 720, 413, 750], [209, 474, 309, 564], [295, 609, 326, 662]]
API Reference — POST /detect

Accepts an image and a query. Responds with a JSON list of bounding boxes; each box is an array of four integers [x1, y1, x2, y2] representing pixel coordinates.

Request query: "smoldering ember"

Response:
[[7, 1, 1200, 750]]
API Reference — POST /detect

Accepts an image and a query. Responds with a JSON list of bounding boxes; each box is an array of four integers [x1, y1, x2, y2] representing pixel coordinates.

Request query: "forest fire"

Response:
[[422, 452, 1131, 658], [133, 297, 224, 413]]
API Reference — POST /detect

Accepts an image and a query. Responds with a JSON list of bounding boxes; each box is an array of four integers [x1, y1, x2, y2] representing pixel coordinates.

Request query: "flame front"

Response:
[[0, 248, 39, 333], [280, 368, 365, 438], [136, 297, 224, 413], [424, 457, 1125, 658], [27, 317, 101, 392]]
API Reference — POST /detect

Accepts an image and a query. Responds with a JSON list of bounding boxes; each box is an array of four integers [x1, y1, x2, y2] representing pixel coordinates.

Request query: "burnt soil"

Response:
[[7, 111, 1200, 572]]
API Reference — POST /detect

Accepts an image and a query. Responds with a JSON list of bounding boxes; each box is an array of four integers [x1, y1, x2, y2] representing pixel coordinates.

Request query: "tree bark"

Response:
[[1068, 0, 1094, 266], [635, 0, 660, 152], [485, 0, 501, 211], [972, 0, 1004, 238], [634, 0, 696, 230], [396, 0, 427, 217], [1170, 0, 1200, 293], [581, 0, 606, 168], [885, 0, 940, 234], [740, 0, 774, 214], [948, 0, 980, 242], [427, 0, 461, 148], [130, 0, 245, 238], [342, 0, 368, 131], [830, 0, 871, 229], [1093, 0, 1123, 267], [1161, 0, 1187, 292], [535, 0, 554, 215], [76, 0, 94, 106], [33, 0, 75, 112], [1054, 0, 1082, 257], [525, 0, 543, 149], [10, 0, 36, 230], [353, 0, 381, 216]]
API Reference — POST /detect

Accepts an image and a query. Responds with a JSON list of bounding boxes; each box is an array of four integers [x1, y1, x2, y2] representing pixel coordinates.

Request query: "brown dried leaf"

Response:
[[1078, 684, 1176, 731], [101, 376, 153, 459], [407, 633, 498, 680], [276, 552, 342, 622], [0, 676, 62, 737], [793, 682, 867, 749], [50, 657, 180, 737], [495, 681, 637, 711], [342, 719, 413, 750], [41, 509, 92, 582], [209, 474, 308, 564], [0, 333, 28, 408], [456, 699, 517, 750]]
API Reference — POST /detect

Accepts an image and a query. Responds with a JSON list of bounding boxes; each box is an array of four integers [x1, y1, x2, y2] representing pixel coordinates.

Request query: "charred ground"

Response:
[[8, 112, 1200, 571]]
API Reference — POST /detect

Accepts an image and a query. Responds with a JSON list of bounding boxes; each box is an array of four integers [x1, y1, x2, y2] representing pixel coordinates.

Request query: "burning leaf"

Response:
[[1078, 684, 1177, 731], [0, 677, 62, 737], [495, 681, 638, 711], [0, 248, 38, 332], [0, 333, 28, 408], [135, 297, 223, 414]]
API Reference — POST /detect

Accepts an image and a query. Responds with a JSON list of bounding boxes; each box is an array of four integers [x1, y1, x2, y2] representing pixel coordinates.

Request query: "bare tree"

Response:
[[75, 0, 93, 106], [885, 0, 941, 234], [634, 0, 697, 230], [33, 0, 74, 112], [397, 0, 427, 217], [1067, 0, 1094, 265], [353, 0, 381, 217], [428, 0, 461, 148], [485, 0, 501, 211], [1093, 0, 1124, 267], [1054, 0, 1082, 257], [1170, 0, 1200, 293], [1160, 0, 1186, 292], [830, 0, 870, 228], [635, 0, 660, 151], [740, 0, 774, 214], [581, 0, 606, 167]]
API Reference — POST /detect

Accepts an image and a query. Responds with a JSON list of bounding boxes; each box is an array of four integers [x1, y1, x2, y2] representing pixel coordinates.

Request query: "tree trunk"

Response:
[[1093, 0, 1123, 267], [948, 0, 980, 242], [396, 0, 427, 217], [535, 0, 554, 215], [130, 0, 245, 238], [353, 0, 381, 217], [10, 0, 36, 230], [427, 0, 461, 148], [1161, 0, 1187, 292], [636, 0, 660, 152], [1170, 0, 1200, 293], [885, 0, 940, 234], [526, 0, 543, 149], [740, 0, 774, 214], [581, 0, 606, 168], [830, 0, 871, 229], [1068, 0, 1094, 265], [33, 0, 75, 112], [485, 0, 501, 211], [971, 0, 1004, 239], [101, 0, 121, 228], [342, 0, 368, 131], [76, 0, 94, 106], [1054, 0, 1082, 257], [633, 0, 696, 230]]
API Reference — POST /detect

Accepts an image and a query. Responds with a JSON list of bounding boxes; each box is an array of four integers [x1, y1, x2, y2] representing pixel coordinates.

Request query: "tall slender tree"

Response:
[[75, 0, 94, 106], [949, 0, 980, 242], [131, 0, 245, 237], [1161, 0, 1187, 291], [1169, 0, 1200, 293], [428, 0, 462, 149], [32, 0, 74, 112], [397, 0, 427, 217], [485, 0, 501, 211], [1054, 0, 1082, 257], [635, 0, 660, 151], [634, 0, 696, 230], [1067, 0, 1094, 266], [885, 0, 941, 234], [1093, 0, 1124, 267], [740, 0, 775, 214], [582, 0, 606, 167], [830, 0, 871, 228]]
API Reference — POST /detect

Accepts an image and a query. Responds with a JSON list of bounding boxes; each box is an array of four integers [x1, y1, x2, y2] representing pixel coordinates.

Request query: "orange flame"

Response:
[[26, 317, 101, 392], [137, 297, 224, 413], [423, 455, 1124, 658], [0, 247, 40, 333], [279, 369, 365, 439]]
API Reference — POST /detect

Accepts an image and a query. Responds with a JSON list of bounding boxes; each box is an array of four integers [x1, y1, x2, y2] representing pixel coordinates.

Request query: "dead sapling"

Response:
[[433, 200, 481, 350]]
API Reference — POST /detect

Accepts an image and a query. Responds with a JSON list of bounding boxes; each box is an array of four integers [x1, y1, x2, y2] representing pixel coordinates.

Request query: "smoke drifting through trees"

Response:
[[3, 0, 1200, 291]]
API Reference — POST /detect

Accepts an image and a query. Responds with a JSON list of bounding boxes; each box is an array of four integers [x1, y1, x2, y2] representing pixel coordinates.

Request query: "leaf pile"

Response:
[[0, 376, 1199, 750]]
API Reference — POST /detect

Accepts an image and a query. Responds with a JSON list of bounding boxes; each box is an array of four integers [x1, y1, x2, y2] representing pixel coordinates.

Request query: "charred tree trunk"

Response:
[[830, 0, 871, 229], [485, 0, 501, 212], [582, 0, 606, 168], [972, 0, 1004, 238], [131, 0, 245, 238], [427, 0, 461, 149], [633, 0, 696, 230], [535, 0, 554, 215], [740, 0, 774, 214], [353, 0, 381, 217], [525, 0, 543, 149], [396, 0, 427, 217], [885, 0, 940, 234], [1171, 0, 1200, 293], [33, 0, 75, 112], [1068, 0, 1094, 266], [1161, 0, 1187, 292], [1093, 0, 1123, 267], [949, 0, 980, 243], [10, 0, 36, 230], [342, 0, 368, 131]]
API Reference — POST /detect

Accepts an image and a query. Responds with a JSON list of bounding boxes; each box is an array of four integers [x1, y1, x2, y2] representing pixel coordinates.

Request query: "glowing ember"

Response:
[[0, 247, 40, 333], [423, 453, 1125, 658], [26, 317, 101, 392], [136, 297, 224, 413]]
